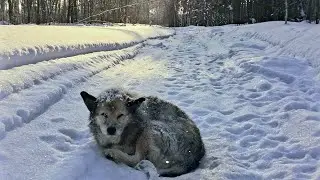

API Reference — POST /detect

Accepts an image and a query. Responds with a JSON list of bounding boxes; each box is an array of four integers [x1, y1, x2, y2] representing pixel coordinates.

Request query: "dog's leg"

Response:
[[104, 148, 142, 166], [104, 132, 149, 167], [135, 160, 159, 179]]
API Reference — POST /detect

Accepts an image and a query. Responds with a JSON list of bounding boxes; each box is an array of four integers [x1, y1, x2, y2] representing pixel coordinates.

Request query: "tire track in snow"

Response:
[[0, 45, 141, 101]]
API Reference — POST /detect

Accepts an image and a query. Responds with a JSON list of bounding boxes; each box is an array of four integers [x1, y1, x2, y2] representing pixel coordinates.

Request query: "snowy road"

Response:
[[1, 22, 320, 180]]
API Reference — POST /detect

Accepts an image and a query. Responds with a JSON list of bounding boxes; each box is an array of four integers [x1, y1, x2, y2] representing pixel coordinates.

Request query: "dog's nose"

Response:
[[107, 127, 116, 135]]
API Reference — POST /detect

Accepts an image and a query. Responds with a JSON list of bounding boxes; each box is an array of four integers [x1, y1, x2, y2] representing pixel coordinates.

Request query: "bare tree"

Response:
[[26, 0, 33, 23], [316, 0, 319, 24], [285, 0, 288, 24], [1, 0, 6, 21], [232, 0, 241, 24], [36, 0, 40, 24], [8, 0, 14, 23]]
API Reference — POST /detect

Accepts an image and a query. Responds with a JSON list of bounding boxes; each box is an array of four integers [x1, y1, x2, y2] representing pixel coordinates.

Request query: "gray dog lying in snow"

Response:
[[80, 88, 205, 177]]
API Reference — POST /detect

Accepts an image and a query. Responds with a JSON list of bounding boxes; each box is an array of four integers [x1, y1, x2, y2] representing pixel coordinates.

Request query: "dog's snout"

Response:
[[107, 127, 116, 135]]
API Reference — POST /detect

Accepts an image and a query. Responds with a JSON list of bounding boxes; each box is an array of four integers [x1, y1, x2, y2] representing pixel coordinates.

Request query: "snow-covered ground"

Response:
[[0, 22, 320, 180], [0, 24, 174, 70]]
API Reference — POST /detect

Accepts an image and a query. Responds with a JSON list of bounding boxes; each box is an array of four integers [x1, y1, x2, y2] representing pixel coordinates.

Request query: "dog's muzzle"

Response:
[[107, 127, 116, 135]]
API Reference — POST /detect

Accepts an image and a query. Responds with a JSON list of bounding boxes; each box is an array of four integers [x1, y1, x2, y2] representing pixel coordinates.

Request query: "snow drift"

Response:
[[0, 24, 174, 70]]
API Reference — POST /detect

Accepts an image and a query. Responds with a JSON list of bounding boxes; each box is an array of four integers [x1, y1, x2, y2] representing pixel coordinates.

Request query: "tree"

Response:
[[0, 0, 5, 21], [36, 0, 40, 24], [26, 0, 33, 23], [8, 0, 14, 24], [316, 0, 320, 24], [232, 0, 241, 24], [285, 0, 288, 24]]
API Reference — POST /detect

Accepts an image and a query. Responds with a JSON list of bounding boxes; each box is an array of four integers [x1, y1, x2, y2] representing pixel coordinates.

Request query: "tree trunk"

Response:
[[232, 0, 241, 24], [316, 0, 319, 24], [8, 0, 14, 24], [73, 0, 77, 22], [26, 0, 32, 23], [307, 0, 313, 23], [1, 0, 6, 21], [285, 0, 288, 24], [36, 0, 41, 24], [67, 0, 71, 23]]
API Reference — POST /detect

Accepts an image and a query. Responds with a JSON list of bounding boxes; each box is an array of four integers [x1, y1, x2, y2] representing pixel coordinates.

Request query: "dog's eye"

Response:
[[100, 113, 108, 118], [117, 114, 124, 119]]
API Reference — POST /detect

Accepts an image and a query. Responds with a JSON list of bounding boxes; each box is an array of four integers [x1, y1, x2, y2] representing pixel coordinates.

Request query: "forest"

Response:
[[0, 0, 320, 26]]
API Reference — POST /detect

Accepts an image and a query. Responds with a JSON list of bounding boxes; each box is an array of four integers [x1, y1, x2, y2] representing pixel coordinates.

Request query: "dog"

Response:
[[80, 88, 205, 177]]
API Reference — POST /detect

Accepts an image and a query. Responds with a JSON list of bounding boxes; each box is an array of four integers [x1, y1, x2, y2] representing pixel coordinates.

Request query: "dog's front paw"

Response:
[[104, 149, 120, 162], [105, 154, 114, 161]]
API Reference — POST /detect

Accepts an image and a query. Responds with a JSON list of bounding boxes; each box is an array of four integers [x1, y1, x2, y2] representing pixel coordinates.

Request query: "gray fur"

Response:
[[81, 88, 205, 177]]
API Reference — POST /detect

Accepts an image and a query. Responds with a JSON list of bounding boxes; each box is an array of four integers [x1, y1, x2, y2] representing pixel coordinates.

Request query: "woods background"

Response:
[[0, 0, 320, 26]]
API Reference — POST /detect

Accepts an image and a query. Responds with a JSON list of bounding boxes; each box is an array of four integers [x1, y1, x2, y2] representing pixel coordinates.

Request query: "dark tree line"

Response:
[[174, 0, 320, 26], [0, 0, 319, 26]]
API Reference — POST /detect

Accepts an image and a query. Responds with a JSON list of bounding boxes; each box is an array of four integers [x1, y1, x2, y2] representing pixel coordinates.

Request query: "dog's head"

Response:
[[80, 89, 145, 145]]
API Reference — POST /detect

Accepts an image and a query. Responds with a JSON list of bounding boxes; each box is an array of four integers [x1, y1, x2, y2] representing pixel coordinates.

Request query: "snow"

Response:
[[0, 24, 174, 70], [0, 21, 10, 25], [0, 21, 320, 180]]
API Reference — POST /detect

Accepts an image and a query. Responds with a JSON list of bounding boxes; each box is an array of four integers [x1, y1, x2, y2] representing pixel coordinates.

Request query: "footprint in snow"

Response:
[[200, 156, 219, 170], [293, 165, 317, 174], [39, 134, 74, 152], [239, 135, 260, 148], [182, 99, 195, 104], [218, 109, 234, 115], [257, 82, 272, 92], [59, 128, 84, 141], [167, 91, 179, 96], [173, 80, 186, 85], [205, 117, 223, 125], [192, 109, 210, 117], [285, 150, 307, 160], [200, 122, 211, 129], [267, 135, 289, 142], [165, 77, 176, 81], [225, 123, 252, 135], [50, 117, 66, 123], [258, 138, 279, 149], [312, 130, 320, 137], [39, 128, 86, 153], [178, 103, 190, 108], [247, 92, 262, 99], [283, 101, 310, 111], [266, 171, 287, 179], [232, 114, 260, 122], [305, 115, 320, 122]]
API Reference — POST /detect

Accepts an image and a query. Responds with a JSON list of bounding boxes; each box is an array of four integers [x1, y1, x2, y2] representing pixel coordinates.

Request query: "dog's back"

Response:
[[137, 96, 205, 176]]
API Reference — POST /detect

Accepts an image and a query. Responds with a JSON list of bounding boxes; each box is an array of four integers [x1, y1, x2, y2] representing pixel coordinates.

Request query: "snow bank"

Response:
[[0, 21, 10, 25], [0, 25, 174, 70], [222, 21, 320, 73]]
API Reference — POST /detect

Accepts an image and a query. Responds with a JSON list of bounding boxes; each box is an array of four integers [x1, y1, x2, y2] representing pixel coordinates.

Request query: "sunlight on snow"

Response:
[[0, 25, 171, 55], [102, 57, 170, 81]]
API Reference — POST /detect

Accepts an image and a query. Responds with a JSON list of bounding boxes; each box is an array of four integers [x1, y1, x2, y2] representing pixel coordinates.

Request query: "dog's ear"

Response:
[[126, 97, 146, 110], [80, 91, 97, 112]]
